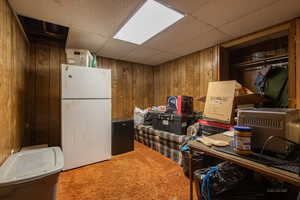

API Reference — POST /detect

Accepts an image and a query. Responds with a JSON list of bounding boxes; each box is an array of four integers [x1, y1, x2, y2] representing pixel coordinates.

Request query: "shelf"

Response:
[[233, 54, 288, 69]]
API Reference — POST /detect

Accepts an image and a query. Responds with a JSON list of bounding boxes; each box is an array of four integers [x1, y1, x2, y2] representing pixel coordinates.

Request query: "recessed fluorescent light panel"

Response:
[[113, 0, 185, 45]]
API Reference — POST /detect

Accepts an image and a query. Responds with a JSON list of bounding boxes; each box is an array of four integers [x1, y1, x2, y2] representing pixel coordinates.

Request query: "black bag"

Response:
[[143, 111, 163, 126], [194, 162, 249, 200]]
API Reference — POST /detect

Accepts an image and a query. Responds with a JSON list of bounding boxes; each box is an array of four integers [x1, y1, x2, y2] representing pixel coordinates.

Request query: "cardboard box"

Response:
[[66, 49, 93, 67], [203, 80, 266, 124]]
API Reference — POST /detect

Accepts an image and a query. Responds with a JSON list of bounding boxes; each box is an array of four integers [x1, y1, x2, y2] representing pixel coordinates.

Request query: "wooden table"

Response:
[[188, 135, 300, 200]]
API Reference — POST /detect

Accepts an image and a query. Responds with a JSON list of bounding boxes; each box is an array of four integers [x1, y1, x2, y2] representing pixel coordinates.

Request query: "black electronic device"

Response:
[[112, 119, 134, 155], [166, 96, 193, 115]]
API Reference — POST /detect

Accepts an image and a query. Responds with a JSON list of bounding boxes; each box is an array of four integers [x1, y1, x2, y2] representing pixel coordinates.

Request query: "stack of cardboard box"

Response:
[[199, 80, 266, 136]]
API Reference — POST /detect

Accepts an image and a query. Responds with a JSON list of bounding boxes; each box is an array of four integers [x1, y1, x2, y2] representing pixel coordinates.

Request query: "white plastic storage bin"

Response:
[[66, 49, 93, 67], [0, 147, 64, 200]]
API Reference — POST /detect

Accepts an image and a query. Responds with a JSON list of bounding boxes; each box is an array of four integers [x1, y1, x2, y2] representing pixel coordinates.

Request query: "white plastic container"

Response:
[[66, 49, 93, 67], [0, 147, 64, 200]]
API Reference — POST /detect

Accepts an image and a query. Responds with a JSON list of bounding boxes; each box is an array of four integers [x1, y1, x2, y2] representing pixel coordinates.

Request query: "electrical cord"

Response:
[[260, 135, 299, 155], [258, 135, 300, 166]]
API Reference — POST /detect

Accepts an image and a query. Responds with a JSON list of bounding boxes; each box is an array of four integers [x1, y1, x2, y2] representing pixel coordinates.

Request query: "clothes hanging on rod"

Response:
[[255, 65, 272, 94], [254, 63, 288, 97], [242, 62, 288, 72]]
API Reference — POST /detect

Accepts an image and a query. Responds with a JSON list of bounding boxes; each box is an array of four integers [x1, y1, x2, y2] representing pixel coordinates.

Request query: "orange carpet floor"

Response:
[[58, 142, 194, 200]]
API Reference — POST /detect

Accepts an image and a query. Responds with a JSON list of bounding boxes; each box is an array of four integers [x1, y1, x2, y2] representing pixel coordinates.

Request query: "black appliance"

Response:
[[112, 119, 134, 155], [166, 96, 193, 115]]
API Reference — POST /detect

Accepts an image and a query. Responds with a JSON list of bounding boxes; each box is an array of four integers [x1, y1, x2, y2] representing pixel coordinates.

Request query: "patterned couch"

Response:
[[135, 125, 190, 165]]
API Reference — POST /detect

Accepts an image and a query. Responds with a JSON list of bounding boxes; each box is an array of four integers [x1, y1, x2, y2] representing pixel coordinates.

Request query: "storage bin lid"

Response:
[[0, 147, 64, 187]]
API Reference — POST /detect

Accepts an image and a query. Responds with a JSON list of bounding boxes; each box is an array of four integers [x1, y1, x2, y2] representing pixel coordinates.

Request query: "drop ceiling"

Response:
[[9, 0, 300, 65]]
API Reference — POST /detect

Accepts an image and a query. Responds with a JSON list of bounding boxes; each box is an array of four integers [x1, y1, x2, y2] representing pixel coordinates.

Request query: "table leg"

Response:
[[189, 148, 193, 200]]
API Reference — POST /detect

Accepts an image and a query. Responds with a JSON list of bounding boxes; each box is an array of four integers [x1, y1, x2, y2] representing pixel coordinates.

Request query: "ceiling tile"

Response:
[[143, 16, 214, 53], [9, 0, 74, 26], [9, 0, 300, 66], [193, 0, 279, 27], [122, 47, 161, 64], [67, 0, 143, 37], [219, 0, 300, 37], [158, 0, 210, 14], [96, 39, 139, 60], [66, 28, 108, 52], [9, 0, 143, 37], [171, 29, 233, 56], [144, 51, 180, 65]]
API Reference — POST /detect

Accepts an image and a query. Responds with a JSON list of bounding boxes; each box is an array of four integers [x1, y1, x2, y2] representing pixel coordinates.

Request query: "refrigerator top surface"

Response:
[[61, 64, 111, 99]]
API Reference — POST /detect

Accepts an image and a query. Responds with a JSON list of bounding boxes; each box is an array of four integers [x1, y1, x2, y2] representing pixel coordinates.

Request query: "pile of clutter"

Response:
[[183, 80, 298, 200], [178, 80, 265, 140], [133, 102, 193, 164], [133, 96, 202, 164], [134, 96, 201, 135]]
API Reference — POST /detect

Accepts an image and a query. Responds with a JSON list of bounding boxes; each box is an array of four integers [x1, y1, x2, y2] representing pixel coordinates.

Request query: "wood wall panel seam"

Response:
[[288, 21, 296, 108], [47, 45, 51, 146], [296, 19, 300, 109], [49, 46, 61, 146]]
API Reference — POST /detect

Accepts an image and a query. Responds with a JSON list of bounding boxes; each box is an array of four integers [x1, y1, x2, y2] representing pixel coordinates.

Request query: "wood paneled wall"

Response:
[[296, 19, 300, 109], [97, 57, 154, 120], [154, 46, 219, 112], [0, 0, 29, 164], [25, 41, 65, 146]]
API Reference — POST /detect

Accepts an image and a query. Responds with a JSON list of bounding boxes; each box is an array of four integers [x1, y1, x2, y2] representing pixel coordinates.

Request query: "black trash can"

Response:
[[181, 149, 205, 177]]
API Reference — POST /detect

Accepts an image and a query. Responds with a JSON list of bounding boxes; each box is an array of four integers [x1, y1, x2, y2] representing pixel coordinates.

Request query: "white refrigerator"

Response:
[[61, 64, 111, 170]]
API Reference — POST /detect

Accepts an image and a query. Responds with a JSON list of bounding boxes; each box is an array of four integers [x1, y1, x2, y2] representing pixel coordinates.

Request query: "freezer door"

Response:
[[61, 64, 111, 99], [62, 99, 111, 170]]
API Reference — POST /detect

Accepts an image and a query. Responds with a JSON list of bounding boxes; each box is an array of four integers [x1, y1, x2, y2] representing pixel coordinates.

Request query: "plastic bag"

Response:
[[134, 107, 148, 127]]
